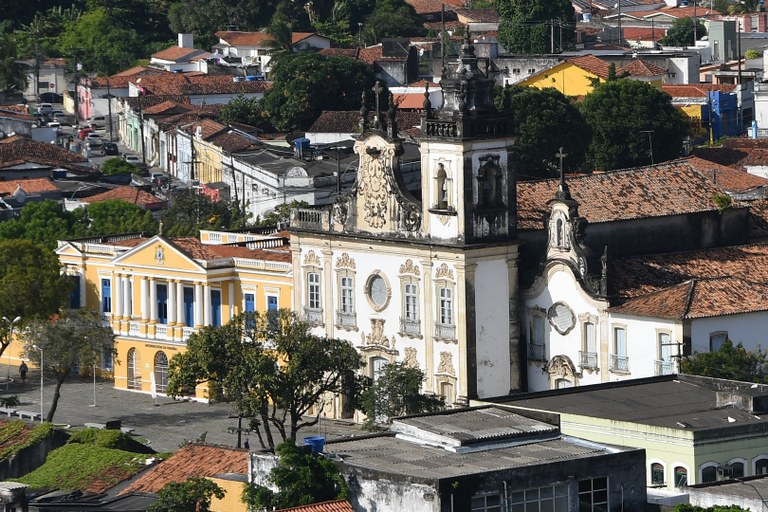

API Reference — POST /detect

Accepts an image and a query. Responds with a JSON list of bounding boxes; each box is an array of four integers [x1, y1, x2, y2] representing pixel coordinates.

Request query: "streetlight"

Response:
[[736, 478, 768, 511], [32, 344, 43, 423], [2, 316, 21, 390]]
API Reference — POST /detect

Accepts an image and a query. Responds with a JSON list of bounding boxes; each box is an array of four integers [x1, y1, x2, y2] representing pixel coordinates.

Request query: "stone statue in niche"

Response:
[[435, 163, 448, 209], [477, 155, 503, 209]]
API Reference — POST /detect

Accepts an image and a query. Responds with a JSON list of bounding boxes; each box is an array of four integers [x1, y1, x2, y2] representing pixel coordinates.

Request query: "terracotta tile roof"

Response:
[[749, 199, 768, 239], [567, 54, 613, 79], [91, 67, 169, 89], [307, 110, 421, 134], [686, 155, 768, 193], [723, 138, 768, 150], [207, 130, 262, 153], [0, 178, 59, 195], [132, 74, 272, 96], [81, 186, 167, 210], [276, 500, 355, 512], [292, 32, 322, 44], [180, 118, 227, 138], [0, 109, 35, 121], [171, 237, 291, 263], [151, 46, 211, 63], [157, 110, 221, 128], [394, 93, 427, 109], [455, 8, 499, 23], [622, 27, 666, 42], [619, 59, 666, 77], [642, 6, 718, 19], [143, 101, 196, 116], [0, 135, 88, 165], [119, 444, 248, 495], [319, 48, 359, 59], [0, 105, 29, 114], [662, 84, 737, 98], [610, 243, 768, 300], [405, 0, 463, 14], [124, 95, 192, 111], [215, 31, 274, 47], [516, 158, 725, 230]]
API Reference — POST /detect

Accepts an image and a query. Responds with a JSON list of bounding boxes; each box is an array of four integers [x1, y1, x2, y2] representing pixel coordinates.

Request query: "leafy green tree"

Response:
[[101, 157, 138, 176], [72, 200, 157, 238], [242, 441, 348, 510], [219, 94, 267, 128], [361, 361, 444, 430], [167, 310, 363, 449], [149, 477, 225, 512], [162, 188, 251, 237], [672, 504, 751, 512], [168, 0, 281, 36], [254, 200, 309, 226], [261, 52, 374, 131], [0, 200, 74, 249], [660, 18, 707, 47], [0, 35, 28, 92], [496, 0, 575, 54], [580, 79, 688, 170], [362, 0, 424, 42], [496, 85, 590, 179], [58, 8, 143, 75], [22, 310, 115, 422], [681, 339, 768, 383]]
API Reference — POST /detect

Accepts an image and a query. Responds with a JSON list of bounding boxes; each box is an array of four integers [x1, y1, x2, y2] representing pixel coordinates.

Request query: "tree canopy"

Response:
[[149, 477, 225, 512], [167, 310, 363, 449], [496, 0, 575, 54], [161, 189, 250, 237], [362, 0, 424, 42], [22, 310, 115, 422], [681, 339, 768, 383], [260, 52, 374, 131], [0, 35, 28, 93], [497, 85, 590, 179], [580, 79, 688, 170], [218, 94, 266, 128], [673, 505, 750, 512], [660, 18, 707, 47], [243, 441, 348, 510], [360, 361, 444, 430]]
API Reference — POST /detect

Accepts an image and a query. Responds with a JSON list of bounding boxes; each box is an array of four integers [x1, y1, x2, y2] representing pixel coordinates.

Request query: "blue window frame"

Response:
[[183, 287, 194, 327], [157, 284, 168, 324], [101, 278, 111, 313], [245, 293, 255, 313], [211, 289, 221, 327], [267, 295, 278, 311]]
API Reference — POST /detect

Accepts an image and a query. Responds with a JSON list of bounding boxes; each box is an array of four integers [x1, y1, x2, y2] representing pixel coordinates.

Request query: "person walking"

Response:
[[18, 361, 27, 383]]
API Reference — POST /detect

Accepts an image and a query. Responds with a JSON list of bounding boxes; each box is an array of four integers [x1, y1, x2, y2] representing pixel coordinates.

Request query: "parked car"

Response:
[[38, 103, 53, 115], [86, 133, 103, 147], [47, 121, 61, 129], [78, 127, 94, 140], [123, 153, 148, 173], [89, 116, 106, 129], [103, 142, 119, 156]]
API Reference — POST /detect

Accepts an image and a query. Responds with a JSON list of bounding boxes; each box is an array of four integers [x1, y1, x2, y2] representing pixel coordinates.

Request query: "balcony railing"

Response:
[[336, 310, 357, 328], [155, 324, 169, 339], [609, 354, 630, 372], [579, 350, 598, 369], [434, 322, 456, 340], [655, 359, 674, 376], [400, 317, 421, 336], [304, 307, 323, 325], [528, 343, 546, 361]]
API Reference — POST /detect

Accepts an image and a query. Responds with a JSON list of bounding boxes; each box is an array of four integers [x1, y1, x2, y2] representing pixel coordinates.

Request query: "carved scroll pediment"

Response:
[[435, 263, 454, 281], [336, 252, 356, 270], [437, 351, 455, 376], [399, 259, 420, 276], [303, 250, 321, 267]]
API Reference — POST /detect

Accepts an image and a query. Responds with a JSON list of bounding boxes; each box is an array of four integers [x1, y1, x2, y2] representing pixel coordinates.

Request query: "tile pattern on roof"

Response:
[[119, 444, 248, 495], [662, 83, 737, 98], [516, 158, 723, 230], [215, 31, 274, 46], [151, 46, 211, 62], [686, 155, 768, 192], [0, 178, 59, 195], [276, 500, 354, 512], [0, 135, 88, 165], [619, 59, 667, 77], [171, 237, 291, 263], [131, 74, 272, 96], [307, 110, 421, 133], [404, 0, 463, 14], [82, 186, 166, 208]]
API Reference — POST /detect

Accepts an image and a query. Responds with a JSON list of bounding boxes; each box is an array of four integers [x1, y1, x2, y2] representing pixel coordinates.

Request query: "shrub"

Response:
[[68, 428, 155, 454], [101, 158, 136, 176]]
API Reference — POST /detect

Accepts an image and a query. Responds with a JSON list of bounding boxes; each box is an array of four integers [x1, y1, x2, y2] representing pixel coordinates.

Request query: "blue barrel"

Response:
[[303, 436, 325, 454]]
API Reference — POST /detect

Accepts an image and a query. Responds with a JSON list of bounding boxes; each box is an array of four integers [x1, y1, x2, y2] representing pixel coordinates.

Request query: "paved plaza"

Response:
[[0, 364, 362, 453]]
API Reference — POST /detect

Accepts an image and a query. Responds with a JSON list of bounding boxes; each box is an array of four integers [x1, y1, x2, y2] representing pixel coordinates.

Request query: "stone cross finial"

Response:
[[372, 81, 383, 128], [555, 147, 571, 199]]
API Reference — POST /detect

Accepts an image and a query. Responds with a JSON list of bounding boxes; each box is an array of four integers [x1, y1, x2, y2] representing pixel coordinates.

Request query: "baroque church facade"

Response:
[[289, 35, 521, 411]]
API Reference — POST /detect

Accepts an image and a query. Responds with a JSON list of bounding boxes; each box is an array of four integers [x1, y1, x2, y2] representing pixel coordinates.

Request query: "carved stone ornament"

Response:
[[154, 244, 165, 265], [437, 351, 455, 376], [546, 355, 578, 380], [435, 263, 454, 281], [365, 318, 390, 348], [399, 259, 421, 276], [357, 145, 396, 229], [547, 302, 576, 335], [403, 347, 418, 368], [303, 250, 321, 267], [336, 253, 356, 270], [333, 201, 348, 225]]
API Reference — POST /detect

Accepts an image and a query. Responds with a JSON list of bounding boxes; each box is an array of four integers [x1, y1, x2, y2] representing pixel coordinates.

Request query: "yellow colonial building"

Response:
[[53, 229, 292, 398]]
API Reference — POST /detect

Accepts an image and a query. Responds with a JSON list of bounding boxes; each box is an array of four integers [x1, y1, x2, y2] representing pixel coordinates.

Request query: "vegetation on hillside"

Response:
[[0, 421, 53, 462]]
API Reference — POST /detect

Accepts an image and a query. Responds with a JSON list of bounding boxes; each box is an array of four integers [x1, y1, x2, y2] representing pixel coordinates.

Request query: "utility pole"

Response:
[[551, 19, 555, 53], [73, 49, 79, 124], [693, 1, 698, 47], [617, 1, 622, 47]]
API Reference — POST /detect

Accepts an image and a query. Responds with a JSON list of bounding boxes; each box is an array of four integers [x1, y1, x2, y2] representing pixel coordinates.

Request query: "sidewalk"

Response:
[[0, 364, 362, 453]]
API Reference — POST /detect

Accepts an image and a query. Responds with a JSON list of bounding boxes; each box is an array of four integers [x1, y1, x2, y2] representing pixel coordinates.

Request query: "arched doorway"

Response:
[[154, 351, 168, 394], [127, 348, 141, 390]]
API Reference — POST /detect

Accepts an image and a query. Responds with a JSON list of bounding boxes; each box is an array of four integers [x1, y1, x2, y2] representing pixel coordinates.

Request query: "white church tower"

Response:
[[290, 34, 520, 416]]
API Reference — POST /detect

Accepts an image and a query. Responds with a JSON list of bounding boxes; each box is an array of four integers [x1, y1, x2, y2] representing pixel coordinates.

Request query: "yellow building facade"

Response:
[[53, 230, 292, 399]]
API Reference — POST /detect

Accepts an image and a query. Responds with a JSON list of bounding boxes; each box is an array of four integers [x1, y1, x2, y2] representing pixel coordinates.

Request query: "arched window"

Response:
[[674, 466, 688, 487], [370, 356, 387, 382], [755, 457, 768, 475], [651, 463, 665, 485], [154, 351, 168, 394], [701, 465, 718, 483], [127, 348, 141, 390], [730, 461, 745, 478]]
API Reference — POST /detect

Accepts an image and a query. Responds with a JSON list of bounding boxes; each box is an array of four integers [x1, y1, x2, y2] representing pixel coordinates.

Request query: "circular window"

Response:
[[366, 273, 390, 311]]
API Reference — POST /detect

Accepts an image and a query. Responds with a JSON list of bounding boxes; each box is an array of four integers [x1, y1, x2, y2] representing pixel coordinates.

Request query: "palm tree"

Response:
[[0, 35, 28, 93]]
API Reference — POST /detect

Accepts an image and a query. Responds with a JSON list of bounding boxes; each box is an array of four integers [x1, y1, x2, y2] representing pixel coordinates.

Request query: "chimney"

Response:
[[178, 33, 194, 48]]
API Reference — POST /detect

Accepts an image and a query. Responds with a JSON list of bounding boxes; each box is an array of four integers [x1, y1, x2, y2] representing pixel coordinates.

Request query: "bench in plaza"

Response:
[[0, 407, 17, 417], [16, 410, 40, 421]]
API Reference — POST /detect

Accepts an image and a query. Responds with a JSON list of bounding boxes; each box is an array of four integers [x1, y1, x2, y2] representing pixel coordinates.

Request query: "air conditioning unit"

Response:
[[717, 465, 734, 478]]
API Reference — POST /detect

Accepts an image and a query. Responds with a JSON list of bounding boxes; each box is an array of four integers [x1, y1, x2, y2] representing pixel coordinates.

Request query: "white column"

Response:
[[140, 277, 148, 321], [228, 282, 235, 322], [113, 274, 122, 320], [168, 281, 177, 325], [176, 282, 185, 325], [203, 284, 211, 326], [122, 276, 131, 318], [194, 283, 203, 327], [149, 278, 157, 323]]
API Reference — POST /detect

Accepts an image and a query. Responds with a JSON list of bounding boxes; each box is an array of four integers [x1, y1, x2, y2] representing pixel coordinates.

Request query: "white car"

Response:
[[86, 133, 103, 147], [123, 154, 141, 164], [47, 121, 61, 129]]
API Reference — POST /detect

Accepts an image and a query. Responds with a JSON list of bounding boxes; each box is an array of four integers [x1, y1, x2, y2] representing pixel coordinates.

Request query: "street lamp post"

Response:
[[32, 344, 43, 423], [2, 316, 21, 390], [91, 362, 97, 407], [736, 478, 768, 511]]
